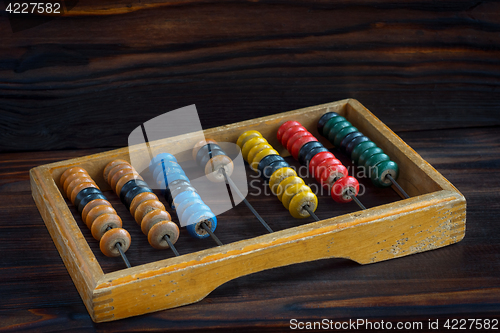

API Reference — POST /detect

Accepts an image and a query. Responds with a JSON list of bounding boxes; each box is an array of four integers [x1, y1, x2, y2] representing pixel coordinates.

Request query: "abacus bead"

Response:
[[65, 176, 95, 198], [364, 153, 390, 174], [317, 112, 340, 135], [263, 160, 289, 180], [320, 164, 348, 189], [258, 155, 282, 175], [63, 172, 88, 194], [331, 176, 359, 203], [186, 212, 217, 239], [282, 183, 311, 210], [197, 145, 225, 168], [192, 139, 218, 161], [291, 134, 317, 160], [74, 187, 102, 211], [103, 160, 128, 183], [315, 158, 342, 181], [171, 185, 198, 202], [149, 153, 177, 172], [247, 143, 273, 166], [91, 214, 123, 241], [205, 155, 234, 182], [172, 191, 202, 210], [277, 176, 304, 202], [298, 141, 323, 165], [241, 137, 267, 161], [141, 209, 172, 235], [251, 148, 279, 171], [304, 147, 329, 168], [308, 151, 335, 175], [109, 165, 135, 191], [77, 193, 108, 213], [277, 120, 301, 142], [181, 202, 212, 226], [82, 199, 111, 223], [152, 160, 183, 182], [85, 205, 117, 229], [123, 185, 153, 210], [371, 160, 399, 188], [158, 172, 189, 187], [60, 167, 88, 186], [99, 228, 131, 257], [322, 116, 346, 137], [281, 125, 306, 147], [130, 192, 158, 218], [326, 121, 351, 143], [236, 130, 262, 149], [333, 126, 358, 148], [269, 167, 297, 195], [339, 131, 364, 153], [351, 141, 377, 164], [148, 221, 180, 250], [346, 135, 371, 156], [70, 182, 99, 204], [289, 191, 318, 219], [286, 130, 311, 152], [176, 198, 205, 223], [358, 147, 384, 169], [134, 199, 165, 224], [116, 174, 144, 197], [119, 178, 148, 202]]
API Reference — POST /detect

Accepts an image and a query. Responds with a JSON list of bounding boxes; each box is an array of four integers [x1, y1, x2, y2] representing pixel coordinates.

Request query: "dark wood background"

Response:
[[1, 0, 499, 332]]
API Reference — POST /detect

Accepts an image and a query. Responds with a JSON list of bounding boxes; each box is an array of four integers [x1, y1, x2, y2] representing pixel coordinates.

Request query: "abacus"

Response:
[[30, 99, 466, 323]]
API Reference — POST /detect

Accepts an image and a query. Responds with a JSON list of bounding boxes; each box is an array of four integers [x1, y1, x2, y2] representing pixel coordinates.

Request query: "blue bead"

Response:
[[186, 210, 217, 239], [156, 171, 189, 188], [152, 160, 184, 181], [172, 190, 201, 210], [149, 153, 177, 172], [176, 198, 204, 222], [180, 202, 211, 225]]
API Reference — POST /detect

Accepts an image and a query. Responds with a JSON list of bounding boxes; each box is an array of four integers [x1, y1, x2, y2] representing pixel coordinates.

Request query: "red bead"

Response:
[[281, 125, 306, 146], [287, 131, 313, 153], [291, 135, 318, 160], [331, 176, 359, 203], [277, 120, 301, 142], [315, 158, 342, 181], [320, 164, 348, 189], [308, 151, 335, 175]]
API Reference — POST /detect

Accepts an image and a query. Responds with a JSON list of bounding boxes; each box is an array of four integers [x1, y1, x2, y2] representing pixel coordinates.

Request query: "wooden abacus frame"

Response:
[[30, 99, 466, 323]]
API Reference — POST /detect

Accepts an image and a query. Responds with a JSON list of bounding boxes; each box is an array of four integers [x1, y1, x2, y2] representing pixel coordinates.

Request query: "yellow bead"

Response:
[[236, 130, 262, 149], [269, 167, 297, 195], [251, 148, 279, 171], [277, 176, 305, 202], [241, 136, 267, 162], [247, 143, 273, 166], [289, 191, 318, 219], [281, 183, 311, 210]]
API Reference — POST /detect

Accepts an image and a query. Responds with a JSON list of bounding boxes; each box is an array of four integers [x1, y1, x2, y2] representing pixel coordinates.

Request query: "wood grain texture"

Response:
[[1, 0, 500, 151]]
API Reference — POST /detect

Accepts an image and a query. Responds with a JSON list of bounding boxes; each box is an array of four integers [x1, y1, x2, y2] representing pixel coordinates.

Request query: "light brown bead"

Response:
[[60, 167, 88, 186], [85, 205, 117, 229], [91, 214, 123, 240], [115, 172, 143, 195], [109, 165, 134, 191], [148, 221, 179, 250], [192, 138, 218, 161], [140, 209, 171, 235], [103, 159, 129, 183], [204, 155, 234, 182], [82, 199, 112, 223], [65, 176, 95, 199], [70, 182, 99, 204], [99, 228, 131, 257], [62, 172, 89, 193], [130, 192, 159, 219], [134, 199, 165, 224]]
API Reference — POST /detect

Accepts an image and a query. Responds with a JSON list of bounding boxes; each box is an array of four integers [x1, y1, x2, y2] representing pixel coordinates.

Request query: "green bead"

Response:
[[322, 116, 346, 137], [358, 147, 383, 168], [351, 141, 377, 164], [327, 121, 351, 143], [364, 153, 390, 173], [371, 160, 399, 187], [334, 126, 358, 148]]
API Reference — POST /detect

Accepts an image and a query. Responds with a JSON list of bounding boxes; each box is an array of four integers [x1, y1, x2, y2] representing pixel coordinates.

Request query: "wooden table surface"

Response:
[[1, 0, 500, 331]]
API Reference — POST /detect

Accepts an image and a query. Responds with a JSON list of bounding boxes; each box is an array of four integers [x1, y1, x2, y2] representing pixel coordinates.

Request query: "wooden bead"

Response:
[[281, 125, 306, 147], [192, 139, 218, 161], [247, 143, 273, 166], [70, 182, 99, 204], [308, 151, 336, 176], [99, 228, 131, 257], [115, 172, 143, 195], [109, 165, 134, 191], [314, 158, 342, 181], [236, 130, 262, 149], [91, 214, 123, 240], [251, 148, 279, 171], [148, 221, 180, 250], [331, 176, 359, 203], [130, 192, 158, 218], [282, 183, 312, 210], [134, 199, 165, 224], [82, 199, 111, 223], [286, 130, 312, 152], [205, 155, 234, 182], [289, 191, 318, 219], [103, 159, 128, 183], [277, 176, 304, 202], [141, 209, 171, 235], [320, 164, 348, 189], [62, 172, 88, 193], [277, 120, 301, 143], [85, 205, 117, 229], [268, 167, 297, 195], [241, 137, 267, 161], [65, 176, 95, 199], [60, 167, 88, 186], [290, 134, 317, 160]]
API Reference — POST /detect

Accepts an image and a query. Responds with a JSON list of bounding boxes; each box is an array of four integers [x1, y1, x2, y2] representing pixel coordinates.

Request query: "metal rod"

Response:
[[386, 174, 410, 199], [350, 194, 367, 210], [115, 242, 132, 268], [303, 205, 320, 222], [220, 168, 274, 233], [201, 221, 223, 246], [163, 235, 180, 256]]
